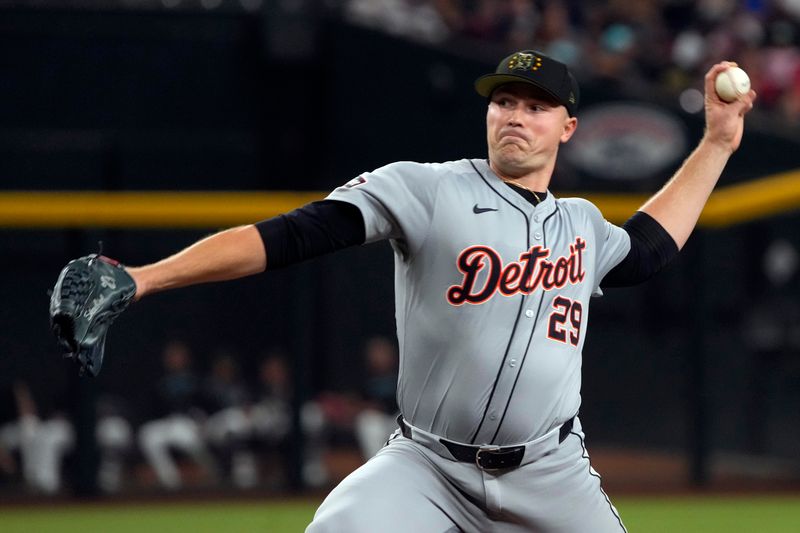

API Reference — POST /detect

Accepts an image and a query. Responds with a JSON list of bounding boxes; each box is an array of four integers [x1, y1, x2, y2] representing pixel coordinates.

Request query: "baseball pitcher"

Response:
[[50, 51, 755, 532]]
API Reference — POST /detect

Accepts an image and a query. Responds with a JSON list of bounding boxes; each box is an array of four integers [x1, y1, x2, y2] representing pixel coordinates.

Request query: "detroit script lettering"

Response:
[[447, 237, 587, 306]]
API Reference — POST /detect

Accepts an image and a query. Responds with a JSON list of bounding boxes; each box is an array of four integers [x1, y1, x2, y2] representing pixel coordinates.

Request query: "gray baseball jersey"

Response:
[[327, 158, 630, 446], [309, 158, 631, 532]]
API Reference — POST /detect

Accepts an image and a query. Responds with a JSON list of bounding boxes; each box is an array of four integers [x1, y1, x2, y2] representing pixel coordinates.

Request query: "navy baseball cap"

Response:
[[475, 50, 580, 116]]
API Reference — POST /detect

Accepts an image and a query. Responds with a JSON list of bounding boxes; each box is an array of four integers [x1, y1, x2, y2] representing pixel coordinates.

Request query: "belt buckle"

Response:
[[475, 445, 501, 471]]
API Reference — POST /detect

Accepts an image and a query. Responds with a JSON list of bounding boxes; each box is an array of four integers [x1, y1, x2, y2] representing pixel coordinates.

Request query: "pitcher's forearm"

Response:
[[640, 62, 755, 250], [127, 225, 266, 300], [640, 137, 732, 250]]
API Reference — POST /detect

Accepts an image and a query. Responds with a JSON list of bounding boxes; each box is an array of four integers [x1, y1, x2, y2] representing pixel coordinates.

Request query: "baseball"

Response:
[[715, 66, 751, 102]]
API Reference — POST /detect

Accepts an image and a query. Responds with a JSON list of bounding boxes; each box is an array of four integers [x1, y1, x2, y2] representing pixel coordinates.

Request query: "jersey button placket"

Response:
[[532, 212, 542, 240], [474, 213, 545, 443]]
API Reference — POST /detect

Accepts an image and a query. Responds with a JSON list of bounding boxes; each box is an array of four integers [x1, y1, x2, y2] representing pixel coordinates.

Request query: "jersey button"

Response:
[[525, 309, 534, 318], [489, 412, 497, 421], [534, 215, 540, 222], [509, 359, 517, 368], [534, 231, 542, 240]]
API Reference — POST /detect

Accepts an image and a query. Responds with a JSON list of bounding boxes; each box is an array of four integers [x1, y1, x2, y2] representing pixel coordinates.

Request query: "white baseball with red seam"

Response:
[[715, 66, 751, 102]]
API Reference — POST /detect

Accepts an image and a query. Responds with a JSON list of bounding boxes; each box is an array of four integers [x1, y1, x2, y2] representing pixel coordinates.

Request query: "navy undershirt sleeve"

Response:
[[255, 200, 365, 269], [256, 198, 676, 285], [600, 211, 679, 288]]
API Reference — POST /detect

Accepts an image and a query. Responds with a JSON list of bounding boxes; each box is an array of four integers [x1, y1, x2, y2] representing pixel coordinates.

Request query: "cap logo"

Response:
[[569, 92, 576, 104], [507, 52, 542, 72]]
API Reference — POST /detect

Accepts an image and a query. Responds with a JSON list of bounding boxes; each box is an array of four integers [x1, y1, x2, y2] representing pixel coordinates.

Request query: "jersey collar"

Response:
[[472, 159, 557, 218]]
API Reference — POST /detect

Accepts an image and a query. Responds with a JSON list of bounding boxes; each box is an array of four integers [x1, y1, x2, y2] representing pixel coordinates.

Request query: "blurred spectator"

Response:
[[248, 351, 293, 488], [345, 0, 450, 44], [0, 382, 133, 495], [301, 335, 400, 488], [95, 395, 134, 493], [138, 340, 217, 490], [201, 349, 254, 488], [539, 1, 583, 67], [0, 381, 74, 494], [202, 350, 250, 414], [354, 336, 400, 459], [251, 352, 292, 441], [507, 0, 540, 50], [300, 392, 356, 487]]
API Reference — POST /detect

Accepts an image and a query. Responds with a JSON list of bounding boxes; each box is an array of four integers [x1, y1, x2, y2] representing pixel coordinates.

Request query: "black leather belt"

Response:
[[399, 416, 575, 470]]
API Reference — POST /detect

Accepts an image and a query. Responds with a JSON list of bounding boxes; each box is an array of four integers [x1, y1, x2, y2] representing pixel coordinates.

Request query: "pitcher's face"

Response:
[[486, 83, 577, 177]]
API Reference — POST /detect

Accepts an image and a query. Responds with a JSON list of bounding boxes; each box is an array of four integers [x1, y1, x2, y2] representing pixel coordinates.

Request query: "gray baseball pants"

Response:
[[306, 417, 626, 532]]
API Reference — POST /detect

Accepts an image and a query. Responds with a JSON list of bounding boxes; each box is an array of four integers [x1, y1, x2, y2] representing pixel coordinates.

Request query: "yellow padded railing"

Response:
[[0, 170, 798, 228]]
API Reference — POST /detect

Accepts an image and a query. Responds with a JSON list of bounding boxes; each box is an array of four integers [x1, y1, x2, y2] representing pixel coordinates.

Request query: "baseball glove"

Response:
[[49, 254, 136, 377]]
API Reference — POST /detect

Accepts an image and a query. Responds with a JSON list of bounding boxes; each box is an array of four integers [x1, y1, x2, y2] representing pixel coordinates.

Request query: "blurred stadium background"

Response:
[[1, 0, 799, 530]]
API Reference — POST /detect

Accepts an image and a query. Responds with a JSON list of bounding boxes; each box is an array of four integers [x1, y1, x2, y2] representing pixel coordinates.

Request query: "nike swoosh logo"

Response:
[[473, 204, 498, 214]]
